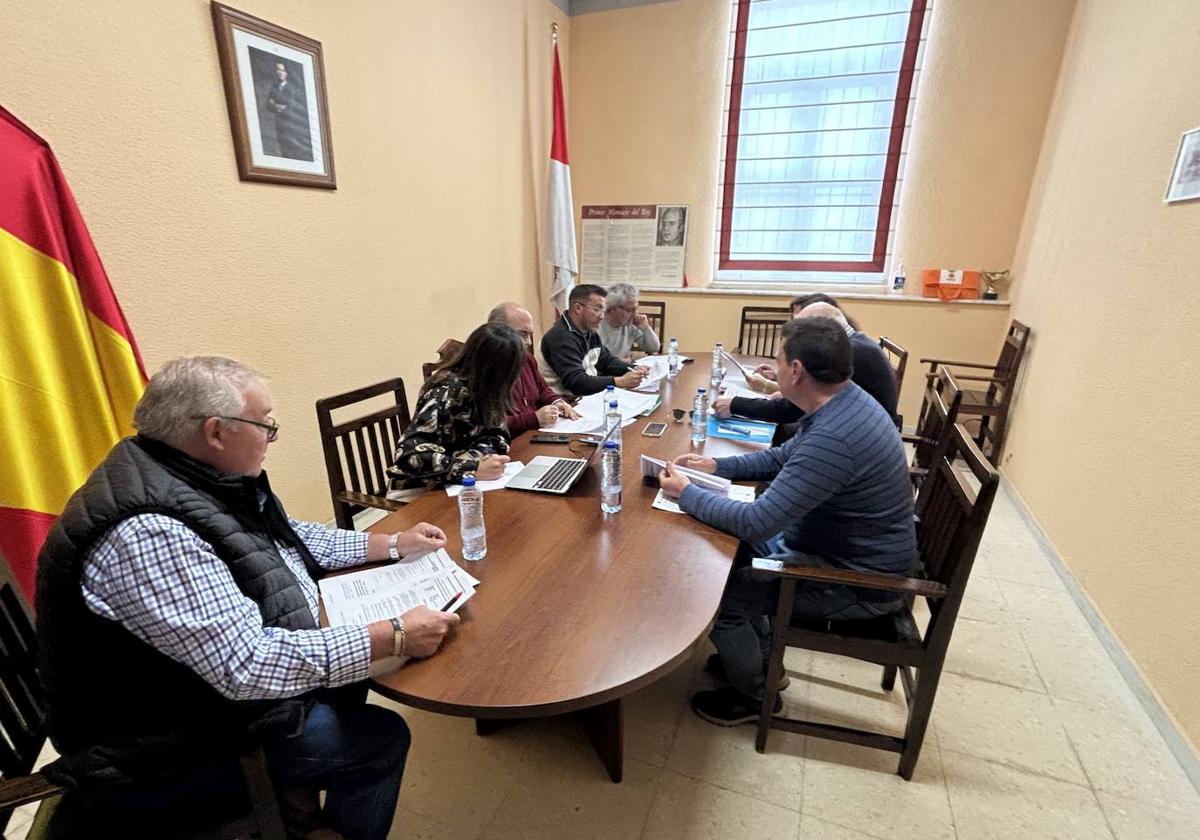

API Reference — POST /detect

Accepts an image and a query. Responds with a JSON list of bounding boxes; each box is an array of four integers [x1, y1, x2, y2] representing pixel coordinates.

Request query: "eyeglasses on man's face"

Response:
[[193, 415, 280, 442], [576, 301, 605, 314]]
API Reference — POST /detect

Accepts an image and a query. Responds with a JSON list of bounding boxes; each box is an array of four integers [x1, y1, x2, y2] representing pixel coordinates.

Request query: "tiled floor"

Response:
[[7, 485, 1198, 839]]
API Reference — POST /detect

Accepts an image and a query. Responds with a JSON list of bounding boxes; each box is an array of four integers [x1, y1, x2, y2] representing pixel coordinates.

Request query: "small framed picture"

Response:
[[1164, 126, 1200, 204], [211, 2, 336, 189]]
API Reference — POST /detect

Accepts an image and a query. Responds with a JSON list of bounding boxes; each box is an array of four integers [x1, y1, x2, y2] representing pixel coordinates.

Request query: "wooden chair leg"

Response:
[[239, 746, 287, 840], [897, 665, 943, 781], [756, 579, 796, 754], [881, 665, 897, 692]]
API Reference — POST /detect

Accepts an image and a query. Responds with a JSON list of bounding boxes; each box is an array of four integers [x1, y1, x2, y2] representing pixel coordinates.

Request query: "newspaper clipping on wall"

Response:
[[580, 204, 688, 288]]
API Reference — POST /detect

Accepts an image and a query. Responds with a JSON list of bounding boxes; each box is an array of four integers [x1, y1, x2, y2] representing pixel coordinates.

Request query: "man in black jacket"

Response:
[[540, 284, 648, 396]]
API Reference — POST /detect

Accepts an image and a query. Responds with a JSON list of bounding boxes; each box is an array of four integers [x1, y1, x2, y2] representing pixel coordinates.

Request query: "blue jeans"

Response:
[[711, 537, 900, 698]]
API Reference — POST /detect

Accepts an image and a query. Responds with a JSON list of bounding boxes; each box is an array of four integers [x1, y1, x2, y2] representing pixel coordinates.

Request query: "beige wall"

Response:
[[2, 0, 567, 522], [1005, 0, 1200, 749]]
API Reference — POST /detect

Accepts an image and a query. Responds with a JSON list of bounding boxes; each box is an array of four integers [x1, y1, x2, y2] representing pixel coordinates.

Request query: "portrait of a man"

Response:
[[656, 206, 687, 247], [249, 48, 312, 162]]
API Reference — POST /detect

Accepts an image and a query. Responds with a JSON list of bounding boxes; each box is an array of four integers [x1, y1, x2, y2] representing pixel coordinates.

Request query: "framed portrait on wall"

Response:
[[211, 2, 336, 188], [1164, 126, 1200, 204]]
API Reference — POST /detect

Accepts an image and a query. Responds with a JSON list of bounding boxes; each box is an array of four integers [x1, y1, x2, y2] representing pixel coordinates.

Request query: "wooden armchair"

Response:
[[919, 319, 1030, 464], [878, 336, 909, 428], [903, 367, 963, 493], [752, 423, 999, 779], [735, 306, 791, 357], [639, 300, 667, 347], [0, 554, 286, 839], [316, 378, 412, 530], [421, 338, 464, 382]]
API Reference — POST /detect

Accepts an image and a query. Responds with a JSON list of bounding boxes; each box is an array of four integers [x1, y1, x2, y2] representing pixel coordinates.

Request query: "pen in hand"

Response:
[[439, 592, 463, 613]]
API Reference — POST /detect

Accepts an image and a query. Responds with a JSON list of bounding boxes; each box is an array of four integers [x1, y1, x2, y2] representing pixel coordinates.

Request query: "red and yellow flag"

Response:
[[0, 107, 146, 599]]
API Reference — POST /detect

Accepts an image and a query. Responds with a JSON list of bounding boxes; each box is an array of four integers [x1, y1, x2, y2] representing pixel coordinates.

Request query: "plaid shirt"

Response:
[[82, 513, 372, 701]]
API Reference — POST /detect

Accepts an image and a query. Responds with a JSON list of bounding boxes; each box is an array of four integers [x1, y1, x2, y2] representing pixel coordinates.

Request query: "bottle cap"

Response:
[[697, 387, 706, 394], [604, 440, 619, 449], [462, 475, 476, 487]]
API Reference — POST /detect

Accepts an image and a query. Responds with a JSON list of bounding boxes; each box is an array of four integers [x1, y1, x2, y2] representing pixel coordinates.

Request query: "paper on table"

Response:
[[638, 353, 692, 366], [639, 454, 731, 493], [718, 382, 762, 403], [319, 548, 477, 627], [652, 484, 756, 514], [444, 461, 524, 496]]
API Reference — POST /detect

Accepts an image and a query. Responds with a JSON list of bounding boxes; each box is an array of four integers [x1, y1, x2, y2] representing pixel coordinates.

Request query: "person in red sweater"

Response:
[[488, 302, 580, 436]]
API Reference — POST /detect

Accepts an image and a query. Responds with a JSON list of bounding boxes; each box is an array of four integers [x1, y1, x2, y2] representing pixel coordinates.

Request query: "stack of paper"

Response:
[[320, 548, 478, 628], [652, 484, 756, 514], [539, 387, 659, 433], [444, 462, 524, 496], [639, 454, 730, 493]]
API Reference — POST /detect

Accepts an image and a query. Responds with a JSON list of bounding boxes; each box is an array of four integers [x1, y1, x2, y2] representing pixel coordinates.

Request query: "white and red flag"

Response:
[[546, 42, 577, 314]]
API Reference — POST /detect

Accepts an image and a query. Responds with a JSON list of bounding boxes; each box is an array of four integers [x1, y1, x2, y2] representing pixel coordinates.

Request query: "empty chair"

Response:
[[919, 319, 1030, 463], [904, 366, 963, 494], [752, 423, 999, 779], [735, 306, 791, 357], [315, 378, 411, 530]]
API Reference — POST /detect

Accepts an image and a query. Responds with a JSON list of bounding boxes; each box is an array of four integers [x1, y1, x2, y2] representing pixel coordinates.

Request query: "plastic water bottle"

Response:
[[606, 399, 622, 448], [710, 343, 725, 392], [667, 338, 680, 378], [691, 388, 708, 444], [600, 441, 622, 513], [458, 475, 486, 561]]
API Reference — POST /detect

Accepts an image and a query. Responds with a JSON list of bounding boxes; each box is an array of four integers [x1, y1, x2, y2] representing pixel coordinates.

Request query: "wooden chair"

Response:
[[316, 378, 411, 530], [903, 367, 963, 494], [639, 300, 667, 346], [878, 336, 909, 429], [919, 320, 1030, 464], [0, 554, 286, 839], [735, 306, 791, 357], [421, 338, 464, 382], [752, 423, 999, 780]]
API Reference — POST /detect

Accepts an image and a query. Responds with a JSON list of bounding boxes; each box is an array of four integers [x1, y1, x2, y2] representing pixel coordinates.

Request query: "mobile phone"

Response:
[[530, 433, 571, 444], [642, 422, 667, 437]]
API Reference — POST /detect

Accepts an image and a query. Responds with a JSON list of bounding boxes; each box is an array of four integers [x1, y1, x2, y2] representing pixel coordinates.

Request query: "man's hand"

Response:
[[633, 312, 651, 329], [536, 403, 561, 427], [556, 400, 581, 420], [673, 453, 718, 474], [392, 523, 446, 558], [712, 397, 734, 419], [614, 368, 647, 389], [753, 364, 778, 382], [398, 605, 460, 659], [768, 390, 785, 400], [476, 454, 510, 481], [658, 463, 691, 499]]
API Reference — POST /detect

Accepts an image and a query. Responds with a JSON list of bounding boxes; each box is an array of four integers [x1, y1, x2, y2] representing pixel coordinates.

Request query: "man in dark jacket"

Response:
[[36, 356, 459, 840], [540, 284, 648, 396]]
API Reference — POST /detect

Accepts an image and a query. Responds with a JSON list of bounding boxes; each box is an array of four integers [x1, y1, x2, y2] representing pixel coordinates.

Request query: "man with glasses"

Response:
[[540, 283, 648, 396], [598, 282, 660, 362], [36, 356, 458, 840]]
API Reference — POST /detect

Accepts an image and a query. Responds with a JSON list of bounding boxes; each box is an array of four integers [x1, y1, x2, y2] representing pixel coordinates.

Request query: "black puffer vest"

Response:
[[36, 435, 324, 789]]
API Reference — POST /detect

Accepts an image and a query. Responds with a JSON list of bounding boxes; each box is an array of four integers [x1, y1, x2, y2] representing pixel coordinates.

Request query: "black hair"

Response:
[[433, 323, 526, 427], [569, 284, 607, 307], [780, 318, 853, 385]]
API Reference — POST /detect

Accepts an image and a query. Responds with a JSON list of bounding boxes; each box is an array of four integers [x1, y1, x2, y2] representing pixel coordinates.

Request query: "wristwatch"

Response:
[[387, 533, 401, 560], [389, 617, 406, 657]]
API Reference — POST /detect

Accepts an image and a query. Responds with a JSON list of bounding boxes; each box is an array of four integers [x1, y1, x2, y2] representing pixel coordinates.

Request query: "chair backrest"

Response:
[[878, 335, 909, 393], [639, 300, 666, 346], [736, 306, 791, 357], [422, 338, 464, 382], [315, 379, 411, 529], [988, 319, 1031, 402], [913, 424, 999, 651], [0, 552, 47, 834], [911, 367, 963, 483]]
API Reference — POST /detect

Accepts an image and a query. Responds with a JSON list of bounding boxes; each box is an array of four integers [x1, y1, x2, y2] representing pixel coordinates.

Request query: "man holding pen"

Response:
[[659, 320, 915, 726]]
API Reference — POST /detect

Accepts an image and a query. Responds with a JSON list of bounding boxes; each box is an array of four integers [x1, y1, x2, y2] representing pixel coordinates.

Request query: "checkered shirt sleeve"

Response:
[[81, 514, 372, 701]]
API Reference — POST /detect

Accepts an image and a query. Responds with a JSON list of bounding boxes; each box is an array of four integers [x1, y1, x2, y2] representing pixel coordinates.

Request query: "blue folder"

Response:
[[706, 415, 775, 444]]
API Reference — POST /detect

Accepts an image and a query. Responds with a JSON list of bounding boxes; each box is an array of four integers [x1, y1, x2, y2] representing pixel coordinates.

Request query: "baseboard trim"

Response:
[[999, 475, 1200, 795]]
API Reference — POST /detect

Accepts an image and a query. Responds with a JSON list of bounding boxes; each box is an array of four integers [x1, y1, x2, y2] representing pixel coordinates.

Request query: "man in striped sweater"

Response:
[[659, 318, 915, 725]]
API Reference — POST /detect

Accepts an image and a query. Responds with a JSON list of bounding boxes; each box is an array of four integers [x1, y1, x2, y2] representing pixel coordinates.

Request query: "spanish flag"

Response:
[[0, 107, 146, 599]]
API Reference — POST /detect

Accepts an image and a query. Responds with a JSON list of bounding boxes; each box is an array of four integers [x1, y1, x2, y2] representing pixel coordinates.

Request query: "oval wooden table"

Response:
[[367, 354, 769, 782]]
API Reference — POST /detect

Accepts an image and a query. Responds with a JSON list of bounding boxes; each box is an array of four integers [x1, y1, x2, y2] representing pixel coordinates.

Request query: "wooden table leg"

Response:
[[579, 698, 623, 783], [474, 718, 518, 736]]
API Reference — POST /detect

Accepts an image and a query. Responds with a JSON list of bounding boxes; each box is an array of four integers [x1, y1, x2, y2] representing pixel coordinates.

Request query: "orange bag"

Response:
[[921, 269, 981, 301]]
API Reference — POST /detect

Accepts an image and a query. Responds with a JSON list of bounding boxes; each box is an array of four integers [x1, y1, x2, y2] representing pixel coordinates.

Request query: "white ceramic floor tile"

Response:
[[943, 614, 1046, 693], [624, 653, 701, 767], [795, 651, 912, 737], [943, 749, 1113, 840], [1019, 623, 1140, 713], [641, 771, 801, 840], [972, 539, 1062, 590], [957, 575, 1012, 625], [798, 814, 889, 839], [997, 579, 1096, 640], [1097, 790, 1200, 840]]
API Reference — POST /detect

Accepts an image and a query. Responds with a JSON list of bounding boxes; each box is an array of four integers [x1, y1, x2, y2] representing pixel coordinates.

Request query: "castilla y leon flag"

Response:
[[0, 106, 146, 599], [546, 42, 577, 315]]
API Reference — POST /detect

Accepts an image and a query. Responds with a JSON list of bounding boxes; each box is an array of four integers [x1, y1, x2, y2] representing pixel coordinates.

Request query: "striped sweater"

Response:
[[679, 382, 915, 580]]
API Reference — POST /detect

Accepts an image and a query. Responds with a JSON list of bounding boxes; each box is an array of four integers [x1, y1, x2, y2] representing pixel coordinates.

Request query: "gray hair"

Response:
[[796, 301, 853, 335], [487, 301, 523, 325], [605, 283, 639, 308], [133, 356, 263, 448]]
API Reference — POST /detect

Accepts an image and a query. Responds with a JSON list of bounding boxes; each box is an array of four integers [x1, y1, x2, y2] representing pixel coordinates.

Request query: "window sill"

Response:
[[635, 285, 1012, 306]]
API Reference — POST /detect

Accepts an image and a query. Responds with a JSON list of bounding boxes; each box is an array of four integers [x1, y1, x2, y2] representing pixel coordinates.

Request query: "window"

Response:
[[716, 0, 929, 286]]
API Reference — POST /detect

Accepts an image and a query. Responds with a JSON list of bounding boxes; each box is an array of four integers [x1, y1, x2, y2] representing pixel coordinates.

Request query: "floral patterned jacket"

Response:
[[389, 374, 510, 491]]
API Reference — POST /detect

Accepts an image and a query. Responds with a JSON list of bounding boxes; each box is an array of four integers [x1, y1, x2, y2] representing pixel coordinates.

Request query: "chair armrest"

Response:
[[900, 432, 925, 445], [0, 772, 64, 810], [337, 491, 406, 511], [751, 558, 948, 599], [919, 358, 998, 370], [953, 374, 1009, 383]]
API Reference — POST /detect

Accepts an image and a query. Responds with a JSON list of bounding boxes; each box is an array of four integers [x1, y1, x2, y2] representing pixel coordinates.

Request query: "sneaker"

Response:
[[704, 653, 791, 691], [691, 686, 783, 727]]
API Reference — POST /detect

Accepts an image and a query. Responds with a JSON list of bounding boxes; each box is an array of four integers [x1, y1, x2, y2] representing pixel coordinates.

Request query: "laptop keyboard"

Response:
[[534, 458, 583, 491]]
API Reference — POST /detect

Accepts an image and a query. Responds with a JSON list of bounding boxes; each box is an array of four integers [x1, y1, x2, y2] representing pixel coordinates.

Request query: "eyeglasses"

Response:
[[193, 415, 280, 442], [577, 303, 605, 313]]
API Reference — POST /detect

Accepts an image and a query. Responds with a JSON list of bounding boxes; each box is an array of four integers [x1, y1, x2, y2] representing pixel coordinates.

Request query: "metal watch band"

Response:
[[387, 533, 400, 560]]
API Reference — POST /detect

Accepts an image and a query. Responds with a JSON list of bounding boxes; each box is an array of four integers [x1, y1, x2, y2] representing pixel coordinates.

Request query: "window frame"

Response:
[[717, 0, 929, 276]]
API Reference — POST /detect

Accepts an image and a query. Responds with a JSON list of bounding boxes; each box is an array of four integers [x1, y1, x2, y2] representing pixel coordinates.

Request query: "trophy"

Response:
[[981, 270, 1011, 301]]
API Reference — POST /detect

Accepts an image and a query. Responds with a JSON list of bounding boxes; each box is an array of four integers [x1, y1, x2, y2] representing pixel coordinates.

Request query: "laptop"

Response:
[[507, 423, 618, 495]]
